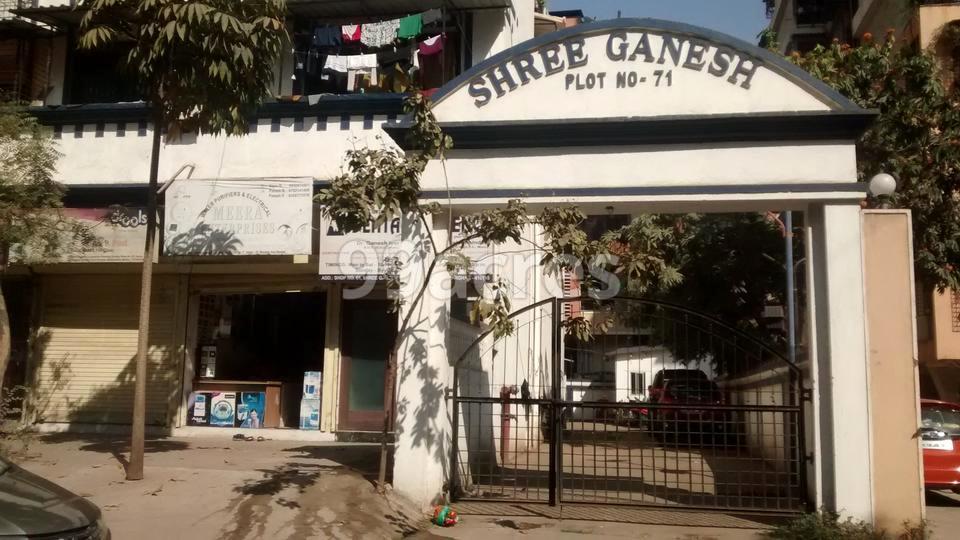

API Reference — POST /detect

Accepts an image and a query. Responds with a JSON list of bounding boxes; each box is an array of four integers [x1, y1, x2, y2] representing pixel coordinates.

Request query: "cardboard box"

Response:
[[187, 392, 211, 426], [299, 399, 321, 430], [302, 371, 322, 400], [209, 391, 237, 427], [237, 392, 265, 429]]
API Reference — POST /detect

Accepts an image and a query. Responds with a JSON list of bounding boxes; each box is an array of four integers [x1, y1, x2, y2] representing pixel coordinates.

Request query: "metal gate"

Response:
[[450, 296, 808, 514]]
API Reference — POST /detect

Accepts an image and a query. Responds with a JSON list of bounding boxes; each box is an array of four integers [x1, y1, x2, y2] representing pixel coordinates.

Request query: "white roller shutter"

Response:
[[32, 274, 180, 426]]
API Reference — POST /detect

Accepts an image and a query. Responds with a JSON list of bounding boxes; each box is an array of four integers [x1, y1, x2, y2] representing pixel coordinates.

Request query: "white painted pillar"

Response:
[[808, 203, 874, 521], [392, 213, 452, 507]]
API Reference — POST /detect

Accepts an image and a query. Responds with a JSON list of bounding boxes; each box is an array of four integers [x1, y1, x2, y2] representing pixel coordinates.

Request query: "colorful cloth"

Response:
[[418, 34, 445, 56], [398, 14, 423, 39], [361, 19, 400, 48], [342, 24, 361, 42]]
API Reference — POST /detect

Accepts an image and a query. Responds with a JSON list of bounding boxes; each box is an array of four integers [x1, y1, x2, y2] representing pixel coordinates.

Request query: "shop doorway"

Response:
[[190, 291, 326, 430], [339, 299, 397, 431]]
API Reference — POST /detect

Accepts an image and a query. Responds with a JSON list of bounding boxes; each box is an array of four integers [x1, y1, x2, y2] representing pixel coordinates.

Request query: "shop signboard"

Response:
[[164, 177, 313, 256], [318, 214, 405, 279], [33, 207, 150, 263], [451, 214, 495, 279]]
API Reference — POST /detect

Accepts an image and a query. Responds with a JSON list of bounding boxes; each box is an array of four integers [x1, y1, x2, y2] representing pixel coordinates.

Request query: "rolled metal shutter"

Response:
[[32, 274, 179, 426]]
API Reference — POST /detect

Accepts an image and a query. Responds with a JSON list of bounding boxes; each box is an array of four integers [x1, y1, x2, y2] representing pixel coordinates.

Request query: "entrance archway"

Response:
[[387, 18, 876, 521]]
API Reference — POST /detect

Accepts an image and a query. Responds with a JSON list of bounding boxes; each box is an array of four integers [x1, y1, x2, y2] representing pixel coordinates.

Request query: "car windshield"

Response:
[[922, 404, 960, 436]]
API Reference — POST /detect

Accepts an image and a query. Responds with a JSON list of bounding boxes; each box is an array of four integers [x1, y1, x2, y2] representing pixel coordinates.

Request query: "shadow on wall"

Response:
[[165, 222, 243, 256], [393, 300, 449, 505]]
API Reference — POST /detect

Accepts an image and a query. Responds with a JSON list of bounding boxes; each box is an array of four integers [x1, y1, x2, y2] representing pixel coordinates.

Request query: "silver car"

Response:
[[0, 457, 109, 539]]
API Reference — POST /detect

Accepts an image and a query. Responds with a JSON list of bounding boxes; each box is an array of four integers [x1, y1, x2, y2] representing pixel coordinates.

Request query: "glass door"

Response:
[[338, 299, 396, 431]]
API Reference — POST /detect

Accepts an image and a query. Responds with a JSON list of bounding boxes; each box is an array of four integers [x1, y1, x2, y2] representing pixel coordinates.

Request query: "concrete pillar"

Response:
[[392, 213, 452, 507], [862, 210, 924, 530], [808, 203, 874, 521]]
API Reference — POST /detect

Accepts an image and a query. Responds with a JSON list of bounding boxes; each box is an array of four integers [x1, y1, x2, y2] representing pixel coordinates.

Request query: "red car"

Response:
[[920, 398, 960, 491]]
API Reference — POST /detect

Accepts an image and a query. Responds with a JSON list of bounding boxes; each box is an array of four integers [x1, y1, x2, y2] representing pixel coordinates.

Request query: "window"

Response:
[[629, 372, 645, 395]]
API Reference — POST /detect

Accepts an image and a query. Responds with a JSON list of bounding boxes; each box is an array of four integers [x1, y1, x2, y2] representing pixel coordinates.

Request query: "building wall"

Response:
[[918, 4, 960, 48], [861, 210, 924, 532]]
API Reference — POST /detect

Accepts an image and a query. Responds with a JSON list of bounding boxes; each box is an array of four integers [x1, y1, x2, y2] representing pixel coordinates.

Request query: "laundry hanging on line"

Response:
[[398, 14, 423, 39], [361, 19, 400, 47], [324, 53, 378, 73], [342, 24, 361, 42], [312, 25, 342, 48], [419, 34, 445, 56]]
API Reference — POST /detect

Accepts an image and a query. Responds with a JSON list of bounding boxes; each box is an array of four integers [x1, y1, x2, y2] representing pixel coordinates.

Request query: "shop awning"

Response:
[[10, 4, 84, 29], [0, 17, 56, 37], [287, 0, 510, 19]]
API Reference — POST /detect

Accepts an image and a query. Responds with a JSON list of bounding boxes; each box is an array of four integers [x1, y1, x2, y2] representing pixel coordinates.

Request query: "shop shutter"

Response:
[[31, 275, 180, 426]]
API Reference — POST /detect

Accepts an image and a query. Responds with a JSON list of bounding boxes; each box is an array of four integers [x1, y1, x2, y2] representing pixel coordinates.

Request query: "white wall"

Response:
[[471, 0, 535, 65]]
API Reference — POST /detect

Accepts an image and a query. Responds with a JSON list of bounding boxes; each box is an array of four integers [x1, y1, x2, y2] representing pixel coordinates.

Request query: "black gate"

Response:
[[450, 297, 808, 514]]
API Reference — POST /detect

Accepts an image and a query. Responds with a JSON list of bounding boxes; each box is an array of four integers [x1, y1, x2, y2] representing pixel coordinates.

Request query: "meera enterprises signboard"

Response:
[[164, 178, 313, 256]]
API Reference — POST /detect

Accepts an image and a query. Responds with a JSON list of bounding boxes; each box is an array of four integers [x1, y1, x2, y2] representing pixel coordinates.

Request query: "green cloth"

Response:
[[398, 14, 423, 39]]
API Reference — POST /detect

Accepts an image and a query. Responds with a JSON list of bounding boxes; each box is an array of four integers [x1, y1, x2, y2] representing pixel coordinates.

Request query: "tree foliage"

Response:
[[794, 33, 960, 289], [0, 101, 96, 387], [79, 0, 288, 136]]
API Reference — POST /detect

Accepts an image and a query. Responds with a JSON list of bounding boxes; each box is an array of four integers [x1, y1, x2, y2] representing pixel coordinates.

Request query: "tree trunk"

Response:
[[0, 279, 10, 394], [127, 115, 162, 481], [377, 349, 398, 491], [0, 245, 10, 391]]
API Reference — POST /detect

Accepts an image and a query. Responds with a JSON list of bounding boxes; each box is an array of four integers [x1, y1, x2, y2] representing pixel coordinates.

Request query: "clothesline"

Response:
[[310, 8, 444, 51]]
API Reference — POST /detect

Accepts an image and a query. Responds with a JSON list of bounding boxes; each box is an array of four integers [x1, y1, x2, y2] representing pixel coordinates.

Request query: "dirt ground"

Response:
[[11, 434, 424, 539]]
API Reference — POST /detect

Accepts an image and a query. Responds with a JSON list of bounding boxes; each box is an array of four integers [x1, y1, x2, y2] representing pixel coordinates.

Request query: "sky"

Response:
[[546, 0, 770, 43]]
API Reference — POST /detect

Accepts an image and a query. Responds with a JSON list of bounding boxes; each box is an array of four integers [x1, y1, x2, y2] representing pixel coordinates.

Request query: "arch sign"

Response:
[[432, 20, 838, 122]]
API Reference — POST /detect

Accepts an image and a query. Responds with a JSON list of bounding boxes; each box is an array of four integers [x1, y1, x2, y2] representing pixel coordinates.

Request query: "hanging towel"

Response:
[[342, 24, 362, 42], [419, 34, 445, 56], [422, 9, 442, 25], [312, 25, 342, 48], [398, 14, 423, 39], [324, 55, 349, 73], [361, 19, 400, 48], [324, 53, 377, 73], [347, 53, 378, 69]]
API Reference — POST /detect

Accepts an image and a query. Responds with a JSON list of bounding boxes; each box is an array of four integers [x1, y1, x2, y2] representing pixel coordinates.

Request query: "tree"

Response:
[[793, 33, 960, 290], [318, 93, 684, 491], [79, 0, 287, 480], [0, 102, 96, 392]]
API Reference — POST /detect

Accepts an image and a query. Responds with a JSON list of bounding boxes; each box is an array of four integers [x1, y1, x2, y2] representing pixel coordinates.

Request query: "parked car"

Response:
[[0, 456, 110, 539], [920, 398, 960, 492], [645, 376, 727, 436], [647, 369, 711, 403]]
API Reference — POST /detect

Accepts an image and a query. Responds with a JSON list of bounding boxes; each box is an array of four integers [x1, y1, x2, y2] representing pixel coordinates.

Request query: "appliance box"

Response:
[[237, 392, 266, 429], [302, 371, 322, 400], [299, 399, 321, 430], [187, 392, 211, 426], [209, 392, 237, 427]]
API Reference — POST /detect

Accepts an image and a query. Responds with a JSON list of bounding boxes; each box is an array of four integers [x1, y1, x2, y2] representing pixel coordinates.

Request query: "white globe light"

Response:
[[868, 173, 897, 197]]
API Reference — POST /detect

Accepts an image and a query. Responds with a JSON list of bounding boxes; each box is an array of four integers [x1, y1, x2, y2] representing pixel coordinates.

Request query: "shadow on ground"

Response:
[[217, 451, 418, 540], [282, 444, 392, 483], [37, 433, 190, 473]]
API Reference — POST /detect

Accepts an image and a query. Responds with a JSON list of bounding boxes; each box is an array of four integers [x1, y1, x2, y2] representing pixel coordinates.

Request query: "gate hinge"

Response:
[[446, 388, 455, 400], [801, 388, 813, 402]]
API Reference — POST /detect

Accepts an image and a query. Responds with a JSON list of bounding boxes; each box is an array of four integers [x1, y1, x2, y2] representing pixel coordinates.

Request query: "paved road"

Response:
[[928, 489, 960, 539]]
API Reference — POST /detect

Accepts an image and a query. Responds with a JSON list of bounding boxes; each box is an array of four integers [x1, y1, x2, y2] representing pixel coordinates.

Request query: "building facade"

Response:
[[0, 1, 928, 525]]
